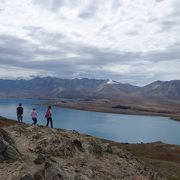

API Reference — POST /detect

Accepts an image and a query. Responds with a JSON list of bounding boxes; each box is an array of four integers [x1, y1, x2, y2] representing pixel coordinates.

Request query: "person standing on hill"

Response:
[[45, 106, 53, 128], [17, 103, 23, 122], [31, 108, 37, 125]]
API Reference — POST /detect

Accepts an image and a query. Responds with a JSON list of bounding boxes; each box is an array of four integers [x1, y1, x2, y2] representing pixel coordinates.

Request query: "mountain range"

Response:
[[0, 77, 180, 100]]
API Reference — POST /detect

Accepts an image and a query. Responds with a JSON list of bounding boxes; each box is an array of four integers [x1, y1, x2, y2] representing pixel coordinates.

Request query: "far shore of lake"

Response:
[[34, 99, 180, 122]]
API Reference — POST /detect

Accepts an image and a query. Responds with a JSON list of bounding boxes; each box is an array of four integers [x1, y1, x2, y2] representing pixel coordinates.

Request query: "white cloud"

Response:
[[0, 65, 53, 79], [0, 0, 180, 85]]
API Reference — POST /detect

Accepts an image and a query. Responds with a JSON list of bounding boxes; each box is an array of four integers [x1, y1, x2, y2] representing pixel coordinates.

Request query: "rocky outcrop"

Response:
[[0, 125, 166, 180], [0, 128, 20, 162]]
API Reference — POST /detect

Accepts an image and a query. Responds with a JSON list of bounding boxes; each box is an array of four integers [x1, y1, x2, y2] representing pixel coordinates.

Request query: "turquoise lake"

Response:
[[0, 98, 179, 145]]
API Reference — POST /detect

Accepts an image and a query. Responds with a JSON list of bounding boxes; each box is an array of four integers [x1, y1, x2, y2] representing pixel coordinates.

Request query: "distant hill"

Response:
[[0, 77, 180, 100], [141, 80, 180, 98]]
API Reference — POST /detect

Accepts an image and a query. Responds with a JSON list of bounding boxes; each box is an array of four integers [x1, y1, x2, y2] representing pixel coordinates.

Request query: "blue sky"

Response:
[[0, 0, 180, 85]]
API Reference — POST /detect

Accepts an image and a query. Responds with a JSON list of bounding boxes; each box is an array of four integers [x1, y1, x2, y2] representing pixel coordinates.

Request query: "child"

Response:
[[31, 108, 37, 125]]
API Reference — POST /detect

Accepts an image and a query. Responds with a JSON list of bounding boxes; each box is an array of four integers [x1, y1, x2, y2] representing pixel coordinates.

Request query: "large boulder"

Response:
[[44, 159, 67, 180]]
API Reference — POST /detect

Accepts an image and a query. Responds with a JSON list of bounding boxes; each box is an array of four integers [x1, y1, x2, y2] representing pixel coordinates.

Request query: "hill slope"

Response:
[[0, 124, 165, 180], [1, 117, 180, 179]]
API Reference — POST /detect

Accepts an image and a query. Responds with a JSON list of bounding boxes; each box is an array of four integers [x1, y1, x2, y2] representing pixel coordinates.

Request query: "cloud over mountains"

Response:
[[0, 0, 180, 85]]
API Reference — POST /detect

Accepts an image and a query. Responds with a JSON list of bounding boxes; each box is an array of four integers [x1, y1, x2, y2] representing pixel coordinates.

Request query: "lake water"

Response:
[[0, 98, 179, 145]]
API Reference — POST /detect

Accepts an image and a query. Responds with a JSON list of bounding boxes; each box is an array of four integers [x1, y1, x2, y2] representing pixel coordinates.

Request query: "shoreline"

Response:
[[43, 101, 180, 121], [31, 96, 180, 120], [57, 104, 172, 117]]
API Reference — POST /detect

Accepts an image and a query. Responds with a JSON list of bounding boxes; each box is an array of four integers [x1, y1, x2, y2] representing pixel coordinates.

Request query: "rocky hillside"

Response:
[[0, 124, 165, 180], [0, 77, 180, 100]]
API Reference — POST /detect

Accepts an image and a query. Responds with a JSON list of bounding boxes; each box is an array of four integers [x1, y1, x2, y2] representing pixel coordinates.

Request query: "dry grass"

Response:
[[143, 158, 180, 180], [57, 98, 180, 118], [0, 116, 18, 127], [105, 141, 180, 179]]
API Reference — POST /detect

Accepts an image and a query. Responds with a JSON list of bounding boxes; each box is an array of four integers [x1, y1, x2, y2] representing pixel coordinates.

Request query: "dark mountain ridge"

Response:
[[0, 77, 179, 100]]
